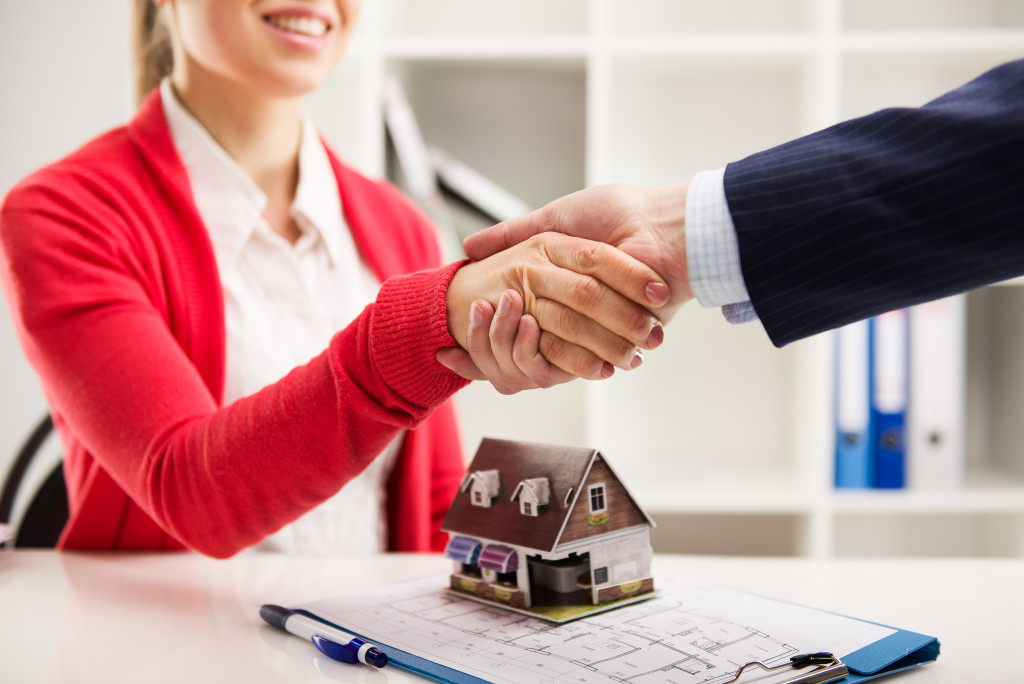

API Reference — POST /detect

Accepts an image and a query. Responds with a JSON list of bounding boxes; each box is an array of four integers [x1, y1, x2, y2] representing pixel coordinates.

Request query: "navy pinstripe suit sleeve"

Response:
[[724, 58, 1024, 347]]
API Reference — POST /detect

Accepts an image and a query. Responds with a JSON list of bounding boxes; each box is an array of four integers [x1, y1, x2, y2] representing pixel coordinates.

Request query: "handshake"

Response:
[[438, 181, 693, 394]]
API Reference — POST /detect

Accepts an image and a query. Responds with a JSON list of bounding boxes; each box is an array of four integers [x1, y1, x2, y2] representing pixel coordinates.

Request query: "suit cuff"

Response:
[[685, 167, 757, 324]]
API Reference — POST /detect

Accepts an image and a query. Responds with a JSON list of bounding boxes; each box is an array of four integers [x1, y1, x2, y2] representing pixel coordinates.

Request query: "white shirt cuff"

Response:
[[685, 168, 757, 324]]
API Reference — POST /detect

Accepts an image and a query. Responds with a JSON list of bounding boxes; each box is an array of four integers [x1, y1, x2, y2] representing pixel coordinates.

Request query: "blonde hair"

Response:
[[132, 0, 173, 108]]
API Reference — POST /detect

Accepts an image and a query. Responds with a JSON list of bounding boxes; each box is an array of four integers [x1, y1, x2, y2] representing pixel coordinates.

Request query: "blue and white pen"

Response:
[[259, 604, 389, 668]]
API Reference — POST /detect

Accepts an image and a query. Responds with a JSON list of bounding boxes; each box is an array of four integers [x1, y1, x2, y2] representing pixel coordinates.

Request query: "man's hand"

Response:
[[462, 182, 694, 324]]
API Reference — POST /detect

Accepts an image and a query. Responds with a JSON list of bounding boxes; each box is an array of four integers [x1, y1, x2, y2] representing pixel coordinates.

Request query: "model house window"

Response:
[[511, 477, 550, 517], [588, 483, 607, 513], [462, 469, 500, 508]]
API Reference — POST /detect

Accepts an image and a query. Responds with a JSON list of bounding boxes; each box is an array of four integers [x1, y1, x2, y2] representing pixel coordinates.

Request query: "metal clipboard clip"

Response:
[[721, 652, 849, 684]]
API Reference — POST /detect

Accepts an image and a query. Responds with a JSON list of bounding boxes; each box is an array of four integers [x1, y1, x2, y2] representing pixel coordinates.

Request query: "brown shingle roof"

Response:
[[441, 438, 650, 552]]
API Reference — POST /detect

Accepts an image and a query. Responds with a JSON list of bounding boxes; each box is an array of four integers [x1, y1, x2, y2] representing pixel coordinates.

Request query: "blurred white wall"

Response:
[[0, 3, 131, 477]]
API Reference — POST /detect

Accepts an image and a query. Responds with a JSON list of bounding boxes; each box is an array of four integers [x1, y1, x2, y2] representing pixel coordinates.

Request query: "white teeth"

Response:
[[265, 15, 328, 37]]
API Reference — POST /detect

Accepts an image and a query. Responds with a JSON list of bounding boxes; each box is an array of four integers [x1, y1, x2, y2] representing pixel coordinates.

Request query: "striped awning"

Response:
[[444, 536, 482, 564], [478, 544, 518, 573]]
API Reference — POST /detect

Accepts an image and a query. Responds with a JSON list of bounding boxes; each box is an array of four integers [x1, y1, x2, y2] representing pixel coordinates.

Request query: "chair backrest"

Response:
[[0, 414, 68, 548]]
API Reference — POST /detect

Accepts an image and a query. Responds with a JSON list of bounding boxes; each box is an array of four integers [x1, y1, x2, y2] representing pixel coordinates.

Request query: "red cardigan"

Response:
[[0, 91, 469, 558]]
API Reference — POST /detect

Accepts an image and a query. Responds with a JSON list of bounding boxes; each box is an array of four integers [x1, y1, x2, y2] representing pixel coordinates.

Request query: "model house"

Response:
[[442, 438, 655, 612]]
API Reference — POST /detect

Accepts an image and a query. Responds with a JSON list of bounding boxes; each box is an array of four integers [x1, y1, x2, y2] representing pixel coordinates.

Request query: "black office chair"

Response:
[[0, 414, 68, 548]]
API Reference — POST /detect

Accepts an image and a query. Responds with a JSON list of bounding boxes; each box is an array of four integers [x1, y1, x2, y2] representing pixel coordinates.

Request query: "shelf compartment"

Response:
[[620, 462, 816, 515], [842, 0, 1024, 31], [841, 29, 1024, 54], [651, 513, 810, 556], [608, 0, 813, 35], [584, 307, 810, 487], [606, 53, 810, 187], [387, 58, 586, 210], [381, 36, 590, 60], [454, 383, 590, 467], [381, 0, 588, 38], [966, 287, 1024, 484], [833, 512, 1024, 557], [831, 486, 1024, 515], [839, 51, 1024, 120]]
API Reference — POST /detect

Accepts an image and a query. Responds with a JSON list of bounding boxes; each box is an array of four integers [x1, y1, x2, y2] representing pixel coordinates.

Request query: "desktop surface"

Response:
[[2, 550, 1018, 683]]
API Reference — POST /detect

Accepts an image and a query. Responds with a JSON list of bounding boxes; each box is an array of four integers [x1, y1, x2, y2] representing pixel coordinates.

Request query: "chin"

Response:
[[260, 68, 335, 99]]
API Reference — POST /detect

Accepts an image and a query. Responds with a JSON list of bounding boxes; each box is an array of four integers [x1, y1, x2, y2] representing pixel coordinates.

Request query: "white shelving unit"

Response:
[[303, 0, 1024, 559]]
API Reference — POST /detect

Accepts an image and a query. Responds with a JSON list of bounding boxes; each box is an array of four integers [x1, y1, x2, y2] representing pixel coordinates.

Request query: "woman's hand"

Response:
[[436, 290, 576, 394], [443, 233, 668, 381]]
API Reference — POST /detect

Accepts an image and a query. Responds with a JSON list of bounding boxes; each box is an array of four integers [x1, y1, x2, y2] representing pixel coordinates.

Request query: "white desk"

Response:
[[1, 551, 1019, 683]]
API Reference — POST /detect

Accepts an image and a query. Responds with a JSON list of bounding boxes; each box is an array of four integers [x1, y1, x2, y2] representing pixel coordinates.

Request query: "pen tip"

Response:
[[259, 604, 292, 630]]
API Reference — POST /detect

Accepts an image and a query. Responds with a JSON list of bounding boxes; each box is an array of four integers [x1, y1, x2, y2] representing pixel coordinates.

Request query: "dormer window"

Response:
[[511, 477, 550, 517], [588, 483, 607, 514], [461, 469, 501, 508]]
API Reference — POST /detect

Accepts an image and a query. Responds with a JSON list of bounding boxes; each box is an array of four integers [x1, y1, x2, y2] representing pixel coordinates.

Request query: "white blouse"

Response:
[[160, 80, 400, 556]]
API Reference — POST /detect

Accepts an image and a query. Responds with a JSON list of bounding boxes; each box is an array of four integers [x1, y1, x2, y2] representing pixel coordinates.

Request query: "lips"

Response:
[[262, 13, 331, 38]]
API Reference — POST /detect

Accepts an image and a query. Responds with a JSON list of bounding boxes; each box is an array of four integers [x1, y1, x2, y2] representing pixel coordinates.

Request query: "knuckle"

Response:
[[523, 233, 547, 251], [610, 338, 637, 367], [512, 350, 555, 390], [566, 276, 603, 310], [573, 241, 603, 272], [540, 333, 603, 380], [555, 305, 586, 340], [628, 309, 657, 343], [539, 330, 566, 359]]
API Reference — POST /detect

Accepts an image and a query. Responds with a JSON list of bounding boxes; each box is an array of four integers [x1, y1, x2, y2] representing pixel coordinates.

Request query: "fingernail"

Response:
[[470, 303, 485, 327], [631, 349, 644, 369], [497, 291, 512, 316], [646, 323, 664, 348], [601, 362, 615, 379], [646, 281, 669, 305]]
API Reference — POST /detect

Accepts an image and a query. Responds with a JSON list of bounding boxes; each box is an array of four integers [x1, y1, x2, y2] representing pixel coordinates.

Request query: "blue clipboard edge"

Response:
[[842, 624, 940, 680], [294, 608, 490, 684], [679, 577, 941, 682]]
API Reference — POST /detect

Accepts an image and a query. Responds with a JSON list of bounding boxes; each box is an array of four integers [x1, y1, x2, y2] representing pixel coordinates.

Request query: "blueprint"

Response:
[[301, 574, 893, 684]]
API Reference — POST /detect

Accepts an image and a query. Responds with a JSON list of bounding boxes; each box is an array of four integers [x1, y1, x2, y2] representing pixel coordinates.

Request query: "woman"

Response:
[[0, 0, 667, 558]]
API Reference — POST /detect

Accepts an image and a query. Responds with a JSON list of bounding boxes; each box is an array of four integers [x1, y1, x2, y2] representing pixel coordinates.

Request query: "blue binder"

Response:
[[834, 320, 874, 488], [871, 311, 909, 489]]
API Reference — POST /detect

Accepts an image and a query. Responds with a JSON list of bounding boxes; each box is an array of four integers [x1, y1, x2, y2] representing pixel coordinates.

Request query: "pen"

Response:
[[259, 604, 388, 668]]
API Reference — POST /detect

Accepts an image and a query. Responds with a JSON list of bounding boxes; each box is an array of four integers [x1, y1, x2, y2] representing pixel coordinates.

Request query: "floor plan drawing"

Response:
[[302, 574, 893, 684]]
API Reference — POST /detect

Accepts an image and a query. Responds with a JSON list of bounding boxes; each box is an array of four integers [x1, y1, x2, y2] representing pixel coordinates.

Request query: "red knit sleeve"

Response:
[[0, 156, 469, 558]]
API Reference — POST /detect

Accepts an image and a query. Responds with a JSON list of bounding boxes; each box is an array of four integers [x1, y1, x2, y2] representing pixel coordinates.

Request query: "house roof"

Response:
[[441, 438, 652, 553]]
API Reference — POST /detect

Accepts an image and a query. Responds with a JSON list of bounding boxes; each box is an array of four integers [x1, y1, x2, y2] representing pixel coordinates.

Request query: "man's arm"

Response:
[[726, 58, 1024, 345], [465, 58, 1024, 350]]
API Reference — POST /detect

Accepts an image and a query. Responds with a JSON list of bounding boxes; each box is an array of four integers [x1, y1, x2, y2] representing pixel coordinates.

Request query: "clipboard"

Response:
[[288, 574, 939, 684]]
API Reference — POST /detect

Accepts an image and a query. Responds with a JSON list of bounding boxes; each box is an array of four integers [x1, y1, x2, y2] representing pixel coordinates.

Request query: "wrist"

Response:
[[645, 181, 694, 317], [444, 259, 475, 350]]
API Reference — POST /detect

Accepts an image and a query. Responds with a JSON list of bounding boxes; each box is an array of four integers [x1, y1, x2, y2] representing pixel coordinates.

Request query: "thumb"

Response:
[[463, 206, 551, 261], [436, 348, 487, 381]]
